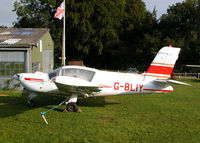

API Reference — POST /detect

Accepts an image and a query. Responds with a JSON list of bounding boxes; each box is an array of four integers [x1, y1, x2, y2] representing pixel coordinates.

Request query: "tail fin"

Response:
[[145, 46, 181, 79]]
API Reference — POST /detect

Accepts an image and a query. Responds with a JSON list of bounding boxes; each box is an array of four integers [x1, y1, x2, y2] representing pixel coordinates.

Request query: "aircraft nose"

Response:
[[13, 74, 20, 81]]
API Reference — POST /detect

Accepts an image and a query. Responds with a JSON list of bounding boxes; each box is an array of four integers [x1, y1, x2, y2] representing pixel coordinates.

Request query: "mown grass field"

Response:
[[0, 79, 200, 143]]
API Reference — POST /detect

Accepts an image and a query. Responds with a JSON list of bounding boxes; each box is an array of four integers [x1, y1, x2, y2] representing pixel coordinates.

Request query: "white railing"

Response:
[[173, 73, 200, 79]]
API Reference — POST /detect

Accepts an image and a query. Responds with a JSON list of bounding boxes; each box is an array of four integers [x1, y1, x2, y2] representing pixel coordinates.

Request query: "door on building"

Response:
[[43, 50, 53, 73]]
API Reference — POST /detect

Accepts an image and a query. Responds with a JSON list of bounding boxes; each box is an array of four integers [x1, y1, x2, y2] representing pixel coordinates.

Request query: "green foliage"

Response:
[[159, 0, 200, 69], [65, 0, 126, 62], [84, 0, 156, 71]]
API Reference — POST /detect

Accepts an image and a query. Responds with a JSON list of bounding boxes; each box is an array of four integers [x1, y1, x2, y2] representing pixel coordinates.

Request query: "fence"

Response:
[[173, 73, 200, 79]]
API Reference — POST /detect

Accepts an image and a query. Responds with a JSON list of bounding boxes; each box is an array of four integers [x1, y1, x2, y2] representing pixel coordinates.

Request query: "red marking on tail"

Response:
[[146, 65, 174, 75]]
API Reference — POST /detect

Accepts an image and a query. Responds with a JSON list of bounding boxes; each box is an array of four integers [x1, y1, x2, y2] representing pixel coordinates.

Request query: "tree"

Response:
[[65, 0, 126, 64], [83, 0, 157, 70], [106, 0, 160, 71], [159, 0, 200, 70]]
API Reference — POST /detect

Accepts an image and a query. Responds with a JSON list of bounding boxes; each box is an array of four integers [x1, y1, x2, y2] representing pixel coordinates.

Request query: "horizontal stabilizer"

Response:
[[167, 80, 191, 86], [155, 79, 191, 86], [185, 65, 200, 68]]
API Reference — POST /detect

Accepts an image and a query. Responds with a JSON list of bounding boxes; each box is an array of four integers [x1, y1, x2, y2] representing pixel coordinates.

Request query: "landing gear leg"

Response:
[[27, 93, 38, 107]]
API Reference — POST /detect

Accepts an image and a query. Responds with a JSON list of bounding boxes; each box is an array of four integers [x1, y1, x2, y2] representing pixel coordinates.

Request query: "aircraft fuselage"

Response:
[[17, 66, 173, 97]]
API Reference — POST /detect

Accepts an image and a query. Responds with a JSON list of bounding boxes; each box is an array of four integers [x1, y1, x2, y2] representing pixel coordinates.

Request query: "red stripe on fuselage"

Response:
[[143, 89, 172, 92], [24, 78, 44, 82], [99, 84, 112, 88], [146, 65, 174, 75]]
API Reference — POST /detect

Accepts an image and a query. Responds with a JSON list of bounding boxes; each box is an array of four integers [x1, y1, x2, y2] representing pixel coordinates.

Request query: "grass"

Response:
[[0, 79, 200, 143]]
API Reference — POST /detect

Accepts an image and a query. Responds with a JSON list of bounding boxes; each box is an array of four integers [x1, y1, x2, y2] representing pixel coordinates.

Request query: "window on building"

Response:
[[0, 62, 24, 77]]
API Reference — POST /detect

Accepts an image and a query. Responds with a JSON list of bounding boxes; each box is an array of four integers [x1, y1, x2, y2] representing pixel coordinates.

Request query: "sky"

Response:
[[0, 0, 18, 27], [143, 0, 185, 18], [1, 0, 185, 27]]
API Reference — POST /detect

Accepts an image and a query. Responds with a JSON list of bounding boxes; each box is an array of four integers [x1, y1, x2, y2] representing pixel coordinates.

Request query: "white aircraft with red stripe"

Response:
[[14, 46, 190, 113]]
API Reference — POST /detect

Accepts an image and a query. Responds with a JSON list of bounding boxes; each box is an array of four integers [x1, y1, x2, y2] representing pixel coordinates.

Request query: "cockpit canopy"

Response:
[[48, 67, 96, 82]]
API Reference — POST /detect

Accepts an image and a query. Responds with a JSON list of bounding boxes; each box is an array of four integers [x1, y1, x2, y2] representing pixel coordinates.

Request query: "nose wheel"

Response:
[[27, 93, 38, 107], [66, 102, 78, 112], [27, 99, 35, 107], [64, 94, 79, 112]]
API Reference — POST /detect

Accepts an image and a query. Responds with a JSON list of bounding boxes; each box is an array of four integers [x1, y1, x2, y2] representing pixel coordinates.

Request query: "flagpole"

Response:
[[62, 0, 66, 66]]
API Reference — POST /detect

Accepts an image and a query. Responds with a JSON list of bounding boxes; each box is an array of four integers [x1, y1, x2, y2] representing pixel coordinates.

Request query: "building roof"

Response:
[[0, 28, 49, 48]]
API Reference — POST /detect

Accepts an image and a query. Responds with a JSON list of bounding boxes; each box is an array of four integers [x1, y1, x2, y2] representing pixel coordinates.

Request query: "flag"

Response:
[[54, 1, 65, 20]]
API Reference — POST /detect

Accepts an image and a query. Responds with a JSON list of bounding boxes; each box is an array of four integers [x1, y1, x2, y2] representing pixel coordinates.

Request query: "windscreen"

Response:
[[61, 68, 95, 82]]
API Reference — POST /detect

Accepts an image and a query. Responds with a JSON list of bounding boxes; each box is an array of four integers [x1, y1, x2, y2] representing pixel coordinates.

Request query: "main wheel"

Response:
[[66, 102, 78, 112]]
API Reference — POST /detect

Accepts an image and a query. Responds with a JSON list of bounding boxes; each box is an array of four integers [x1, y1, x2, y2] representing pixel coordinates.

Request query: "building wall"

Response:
[[31, 32, 54, 73]]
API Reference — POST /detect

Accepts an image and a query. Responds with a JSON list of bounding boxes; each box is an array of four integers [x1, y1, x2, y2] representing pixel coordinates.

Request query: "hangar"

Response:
[[0, 28, 54, 86]]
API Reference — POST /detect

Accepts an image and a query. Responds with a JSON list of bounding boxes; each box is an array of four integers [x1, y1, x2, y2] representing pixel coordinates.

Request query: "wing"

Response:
[[54, 76, 101, 96]]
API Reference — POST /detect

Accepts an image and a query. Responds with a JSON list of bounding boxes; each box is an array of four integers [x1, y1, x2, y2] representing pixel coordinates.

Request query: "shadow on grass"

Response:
[[78, 97, 120, 107], [0, 91, 55, 118], [0, 91, 120, 118], [43, 96, 120, 111]]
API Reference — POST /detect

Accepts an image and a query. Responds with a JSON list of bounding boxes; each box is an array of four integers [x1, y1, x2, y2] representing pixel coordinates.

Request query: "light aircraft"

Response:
[[14, 46, 190, 115]]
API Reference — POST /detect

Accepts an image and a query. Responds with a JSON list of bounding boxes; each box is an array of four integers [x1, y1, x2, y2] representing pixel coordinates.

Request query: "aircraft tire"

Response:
[[67, 102, 78, 112]]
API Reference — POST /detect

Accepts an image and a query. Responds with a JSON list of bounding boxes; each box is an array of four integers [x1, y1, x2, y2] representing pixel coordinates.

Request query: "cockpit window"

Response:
[[48, 67, 96, 82], [62, 68, 95, 82]]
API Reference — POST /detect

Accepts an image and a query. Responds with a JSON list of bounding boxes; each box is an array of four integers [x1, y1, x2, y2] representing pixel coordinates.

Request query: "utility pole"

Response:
[[62, 0, 66, 66]]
